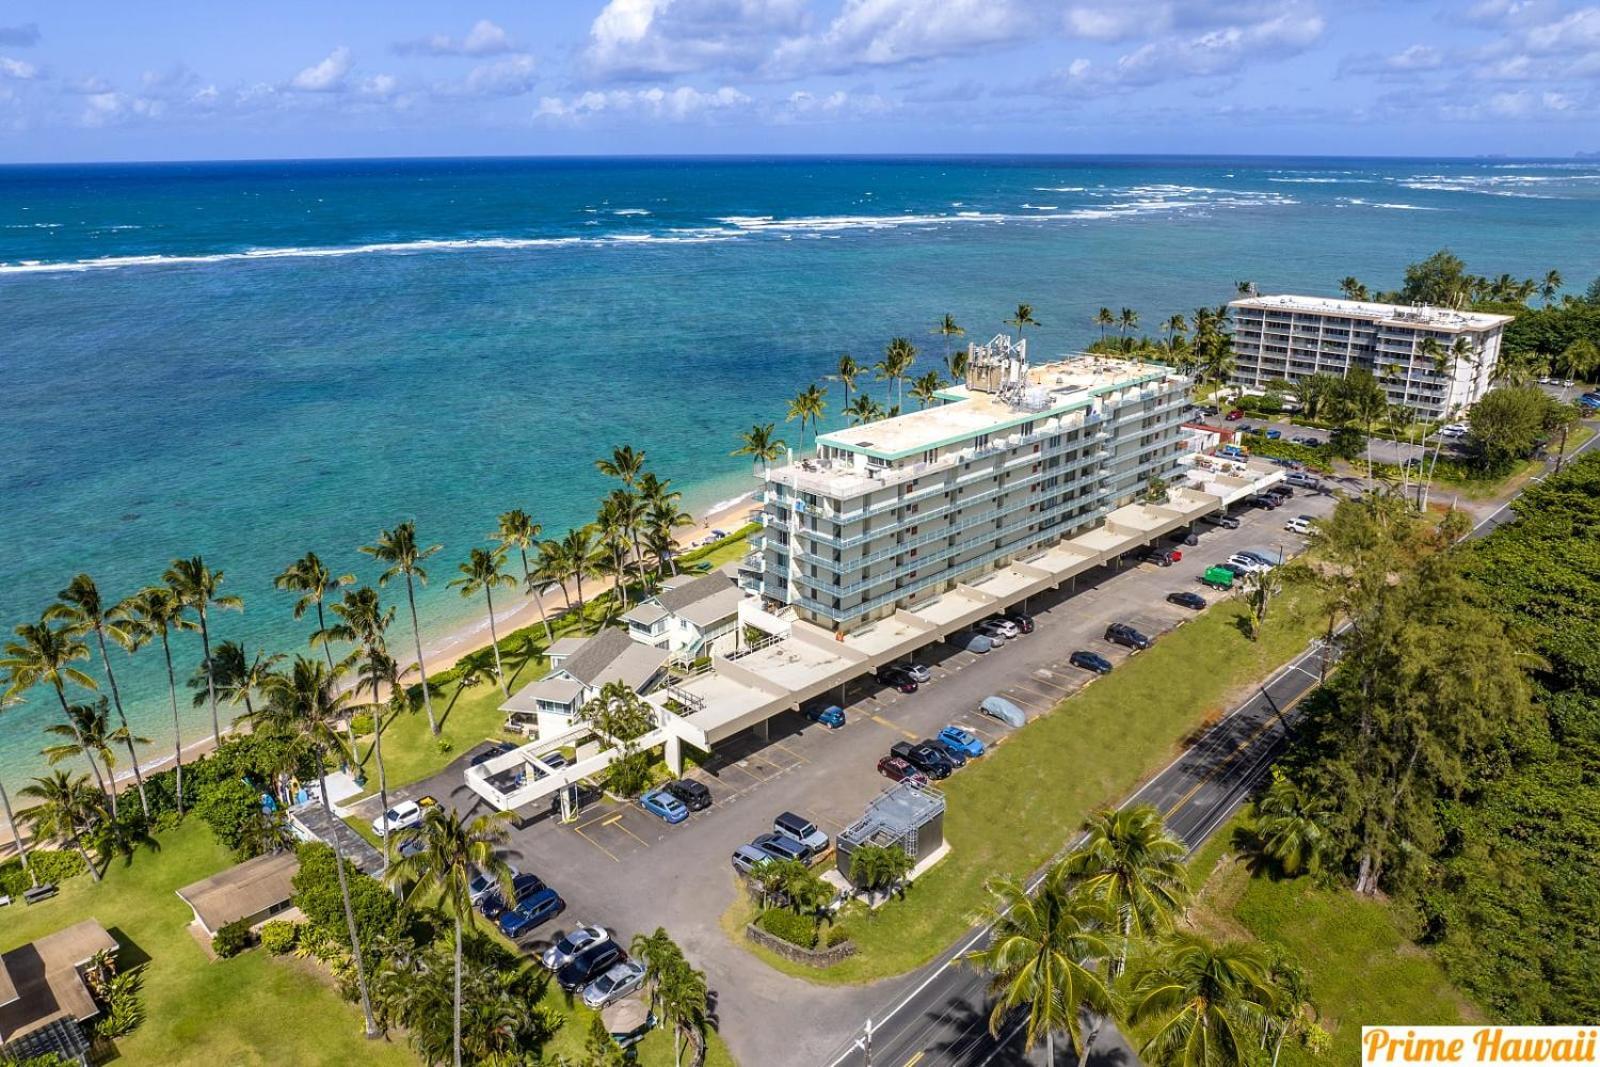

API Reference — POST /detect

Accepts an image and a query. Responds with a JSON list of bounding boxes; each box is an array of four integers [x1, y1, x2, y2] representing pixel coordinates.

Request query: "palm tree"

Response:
[[848, 842, 913, 904], [1541, 268, 1562, 306], [193, 640, 281, 724], [876, 337, 917, 409], [386, 806, 514, 1067], [936, 312, 964, 371], [1119, 307, 1140, 339], [535, 540, 574, 614], [0, 694, 36, 883], [965, 865, 1116, 1065], [1339, 276, 1368, 300], [1007, 303, 1040, 341], [844, 394, 886, 425], [910, 370, 947, 409], [274, 551, 354, 675], [48, 574, 150, 819], [163, 556, 242, 746], [787, 384, 828, 453], [732, 423, 786, 475], [42, 699, 146, 821], [1, 619, 107, 799], [1338, 369, 1390, 483], [19, 770, 106, 882], [946, 345, 970, 382], [1095, 306, 1115, 341], [1062, 805, 1190, 973], [629, 928, 708, 1067], [595, 444, 647, 488], [449, 548, 516, 695], [1125, 933, 1275, 1067], [119, 586, 194, 814], [1165, 313, 1188, 345], [559, 526, 598, 609], [361, 523, 443, 736], [1253, 771, 1333, 877], [1235, 280, 1256, 297], [328, 586, 396, 870], [644, 491, 694, 578], [595, 496, 636, 610], [494, 509, 554, 646], [836, 352, 862, 412], [256, 656, 379, 1037]]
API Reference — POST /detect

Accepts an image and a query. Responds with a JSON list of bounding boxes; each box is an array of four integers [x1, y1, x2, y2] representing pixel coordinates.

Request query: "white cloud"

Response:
[[291, 47, 352, 92], [79, 91, 163, 128], [0, 56, 37, 80], [360, 74, 398, 98], [783, 88, 892, 118], [1542, 89, 1576, 109], [395, 19, 518, 57], [582, 0, 807, 80], [536, 83, 753, 121], [461, 54, 538, 96], [1340, 43, 1443, 78], [1523, 6, 1600, 53], [769, 0, 1028, 76]]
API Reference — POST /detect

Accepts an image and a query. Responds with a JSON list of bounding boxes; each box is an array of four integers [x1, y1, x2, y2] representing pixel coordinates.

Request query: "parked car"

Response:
[[1167, 591, 1207, 610], [531, 752, 571, 776], [731, 844, 773, 876], [1002, 611, 1035, 634], [1265, 428, 1282, 440], [1201, 513, 1241, 529], [1246, 494, 1281, 510], [1226, 553, 1270, 574], [876, 755, 930, 786], [898, 661, 932, 683], [752, 831, 814, 863], [498, 886, 565, 939], [979, 696, 1026, 727], [468, 863, 520, 905], [557, 941, 627, 993], [804, 703, 846, 728], [541, 924, 609, 971], [1201, 566, 1237, 590], [468, 741, 516, 767], [890, 740, 954, 780], [371, 797, 435, 838], [1142, 547, 1180, 566], [664, 778, 712, 812], [639, 787, 690, 824], [937, 725, 986, 758], [928, 737, 968, 767], [1225, 409, 1244, 421], [1238, 550, 1282, 567], [1104, 623, 1152, 651], [1285, 471, 1321, 489], [875, 665, 919, 693], [1218, 444, 1249, 460], [1069, 649, 1114, 674], [1199, 404, 1221, 416], [1292, 435, 1322, 447], [773, 812, 829, 854], [1266, 483, 1293, 499], [1284, 516, 1313, 534], [948, 630, 996, 653], [479, 872, 549, 921], [582, 959, 647, 1010], [980, 616, 1021, 639]]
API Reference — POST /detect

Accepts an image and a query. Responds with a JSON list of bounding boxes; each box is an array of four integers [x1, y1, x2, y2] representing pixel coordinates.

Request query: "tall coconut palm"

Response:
[[732, 423, 786, 475], [876, 337, 917, 410], [595, 444, 647, 488], [558, 526, 598, 609], [1062, 805, 1190, 973], [48, 574, 150, 818], [119, 586, 194, 814], [657, 954, 709, 1067], [1, 619, 107, 799], [1541, 268, 1562, 306], [786, 384, 828, 452], [1094, 306, 1115, 341], [945, 344, 970, 382], [387, 806, 514, 1067], [1338, 369, 1390, 483], [910, 370, 947, 409], [256, 656, 379, 1037], [1125, 933, 1275, 1067], [19, 770, 106, 882], [356, 649, 407, 878], [0, 694, 35, 883], [844, 394, 886, 425], [274, 551, 354, 674], [1119, 307, 1140, 339], [494, 509, 554, 646], [361, 522, 443, 736], [595, 497, 636, 610], [1338, 276, 1367, 300], [1007, 304, 1040, 342], [1253, 771, 1333, 877], [936, 312, 964, 369], [1164, 313, 1188, 345], [328, 586, 397, 871], [535, 540, 575, 614], [645, 491, 694, 578], [42, 699, 146, 821], [449, 548, 516, 695], [965, 864, 1116, 1065], [163, 556, 242, 747], [836, 352, 862, 412]]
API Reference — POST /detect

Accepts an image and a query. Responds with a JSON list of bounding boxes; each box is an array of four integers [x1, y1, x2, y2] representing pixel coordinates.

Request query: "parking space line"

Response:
[[610, 817, 650, 847], [867, 712, 920, 740], [571, 825, 620, 863], [770, 741, 811, 765]]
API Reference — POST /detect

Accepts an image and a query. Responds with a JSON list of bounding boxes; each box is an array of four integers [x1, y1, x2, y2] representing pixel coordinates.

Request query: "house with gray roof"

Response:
[[503, 627, 672, 738], [623, 573, 745, 660]]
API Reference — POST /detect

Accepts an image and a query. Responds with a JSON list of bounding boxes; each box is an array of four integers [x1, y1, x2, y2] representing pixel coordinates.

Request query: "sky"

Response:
[[0, 0, 1597, 162]]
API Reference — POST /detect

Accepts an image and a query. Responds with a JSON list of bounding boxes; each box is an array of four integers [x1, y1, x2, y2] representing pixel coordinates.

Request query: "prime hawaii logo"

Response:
[[1364, 1027, 1600, 1065]]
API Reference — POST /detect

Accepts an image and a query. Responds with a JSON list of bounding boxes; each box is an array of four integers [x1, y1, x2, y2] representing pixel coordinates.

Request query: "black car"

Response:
[[927, 737, 968, 768], [1141, 547, 1178, 567], [477, 872, 547, 921], [468, 740, 516, 767], [1002, 611, 1035, 634], [1104, 623, 1152, 650], [876, 666, 919, 693], [1069, 649, 1114, 674], [664, 778, 712, 811], [1167, 591, 1207, 610], [1246, 494, 1281, 510], [557, 941, 627, 993], [889, 740, 953, 780], [1266, 484, 1294, 499]]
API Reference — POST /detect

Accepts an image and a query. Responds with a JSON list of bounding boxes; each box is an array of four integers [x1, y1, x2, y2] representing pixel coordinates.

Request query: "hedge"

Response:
[[756, 907, 818, 949], [212, 918, 252, 958], [0, 849, 88, 897]]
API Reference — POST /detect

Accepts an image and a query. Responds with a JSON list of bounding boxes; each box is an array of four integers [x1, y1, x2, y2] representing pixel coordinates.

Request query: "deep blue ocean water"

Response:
[[3, 154, 1599, 783]]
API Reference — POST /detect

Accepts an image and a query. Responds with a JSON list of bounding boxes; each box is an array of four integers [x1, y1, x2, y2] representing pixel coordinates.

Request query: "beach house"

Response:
[[502, 627, 672, 738], [622, 572, 745, 660]]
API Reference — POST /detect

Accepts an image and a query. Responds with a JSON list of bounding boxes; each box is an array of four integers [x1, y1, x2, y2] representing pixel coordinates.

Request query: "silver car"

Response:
[[899, 661, 932, 683], [540, 924, 608, 972], [582, 959, 647, 1009]]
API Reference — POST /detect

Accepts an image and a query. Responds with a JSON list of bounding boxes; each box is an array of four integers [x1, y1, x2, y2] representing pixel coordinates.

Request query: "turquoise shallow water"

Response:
[[3, 155, 1599, 783]]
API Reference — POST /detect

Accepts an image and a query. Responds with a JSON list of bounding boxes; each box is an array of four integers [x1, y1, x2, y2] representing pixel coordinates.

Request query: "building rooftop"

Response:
[[0, 920, 118, 1042], [544, 636, 588, 662], [622, 602, 669, 627], [1230, 293, 1513, 332], [176, 851, 299, 936], [560, 628, 672, 690], [839, 781, 945, 849]]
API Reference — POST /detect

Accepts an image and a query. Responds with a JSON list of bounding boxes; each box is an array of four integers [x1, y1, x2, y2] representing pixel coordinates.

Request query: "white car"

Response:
[[582, 959, 647, 1009], [371, 800, 424, 838], [982, 616, 1021, 639], [1226, 553, 1270, 574], [541, 924, 609, 971], [1284, 517, 1313, 535], [467, 864, 520, 906], [1439, 423, 1469, 439]]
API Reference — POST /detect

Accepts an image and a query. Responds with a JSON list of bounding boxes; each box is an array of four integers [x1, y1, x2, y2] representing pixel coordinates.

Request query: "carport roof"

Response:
[[905, 588, 991, 626]]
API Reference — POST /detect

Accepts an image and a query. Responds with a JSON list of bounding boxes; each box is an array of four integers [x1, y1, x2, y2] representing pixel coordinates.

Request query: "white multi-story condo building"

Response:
[[1228, 294, 1513, 419], [752, 338, 1191, 633]]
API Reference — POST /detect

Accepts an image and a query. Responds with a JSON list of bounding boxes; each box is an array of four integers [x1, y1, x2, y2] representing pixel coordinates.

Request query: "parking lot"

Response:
[[380, 484, 1340, 1067]]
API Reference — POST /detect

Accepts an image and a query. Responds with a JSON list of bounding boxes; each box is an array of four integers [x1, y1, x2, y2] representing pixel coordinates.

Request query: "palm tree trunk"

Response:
[[1046, 1031, 1055, 1065], [484, 588, 507, 695], [72, 828, 102, 883], [519, 550, 555, 646], [52, 684, 109, 802], [0, 779, 33, 884], [373, 671, 390, 880], [160, 632, 185, 815], [316, 601, 337, 674], [404, 575, 439, 736], [199, 609, 222, 746], [98, 751, 119, 822], [318, 763, 379, 1038], [94, 628, 149, 819], [453, 917, 464, 1067]]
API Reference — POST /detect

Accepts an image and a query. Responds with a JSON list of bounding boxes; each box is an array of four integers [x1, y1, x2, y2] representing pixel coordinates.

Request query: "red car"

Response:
[[1224, 409, 1244, 421], [876, 756, 929, 787]]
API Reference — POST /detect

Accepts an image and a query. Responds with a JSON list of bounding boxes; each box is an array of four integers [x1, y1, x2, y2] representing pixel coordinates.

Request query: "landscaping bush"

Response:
[[259, 919, 299, 955], [757, 907, 818, 949], [605, 747, 654, 799], [291, 842, 402, 945], [349, 712, 375, 737], [1236, 434, 1334, 473], [94, 968, 146, 1037], [0, 849, 88, 897], [212, 918, 253, 958], [823, 924, 853, 948], [194, 776, 266, 856]]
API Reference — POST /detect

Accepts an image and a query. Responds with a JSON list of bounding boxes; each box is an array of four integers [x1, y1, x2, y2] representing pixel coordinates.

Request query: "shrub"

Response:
[[0, 849, 88, 897], [212, 918, 253, 958], [259, 919, 299, 955], [194, 776, 266, 856], [435, 737, 454, 755], [756, 907, 818, 949], [349, 712, 375, 737], [291, 842, 402, 945], [823, 924, 852, 948], [605, 747, 654, 798], [94, 968, 146, 1037]]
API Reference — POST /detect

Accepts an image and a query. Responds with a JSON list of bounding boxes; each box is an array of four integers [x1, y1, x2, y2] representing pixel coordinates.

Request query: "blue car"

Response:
[[1070, 650, 1115, 674], [498, 886, 564, 938], [1266, 429, 1282, 440], [640, 788, 689, 824], [937, 725, 986, 758], [478, 872, 547, 921], [804, 704, 846, 728]]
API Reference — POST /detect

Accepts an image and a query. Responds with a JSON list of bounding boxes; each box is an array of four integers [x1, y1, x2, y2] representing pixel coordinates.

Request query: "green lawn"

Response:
[[741, 588, 1327, 984], [1184, 821, 1481, 1066]]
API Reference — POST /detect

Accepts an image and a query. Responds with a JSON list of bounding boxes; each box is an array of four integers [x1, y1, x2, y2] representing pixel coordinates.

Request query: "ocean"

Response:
[[3, 154, 1598, 785]]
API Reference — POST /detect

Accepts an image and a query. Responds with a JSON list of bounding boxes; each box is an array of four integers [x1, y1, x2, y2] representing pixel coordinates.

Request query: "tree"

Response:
[[1339, 276, 1368, 300], [1119, 306, 1140, 339], [48, 574, 150, 819], [0, 694, 35, 883], [328, 586, 397, 873], [118, 586, 194, 813], [1095, 306, 1114, 341], [558, 526, 598, 610], [848, 842, 914, 904], [909, 370, 946, 409], [836, 352, 862, 412], [1006, 304, 1040, 342], [844, 394, 885, 425], [1252, 769, 1333, 877], [19, 770, 106, 882], [361, 522, 443, 735], [42, 698, 146, 821], [274, 551, 353, 676], [1061, 805, 1189, 973], [1467, 385, 1556, 472], [387, 806, 514, 1067], [936, 313, 964, 372], [1239, 567, 1282, 642], [876, 337, 917, 409], [786, 383, 827, 452], [732, 423, 786, 475], [494, 509, 555, 646], [629, 928, 709, 1067], [1125, 933, 1275, 1067], [1399, 248, 1472, 308], [965, 864, 1116, 1065], [1, 619, 107, 799], [1541, 268, 1562, 306], [449, 548, 516, 696], [1335, 369, 1388, 482], [595, 493, 638, 608], [163, 557, 242, 747]]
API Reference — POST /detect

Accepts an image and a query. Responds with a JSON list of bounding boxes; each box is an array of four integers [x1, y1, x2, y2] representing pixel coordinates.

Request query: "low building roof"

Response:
[[673, 583, 745, 629], [623, 603, 669, 627], [596, 642, 672, 692], [175, 851, 300, 935], [655, 573, 739, 615], [0, 919, 118, 1043], [560, 629, 636, 685], [503, 674, 586, 713], [545, 636, 588, 661]]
